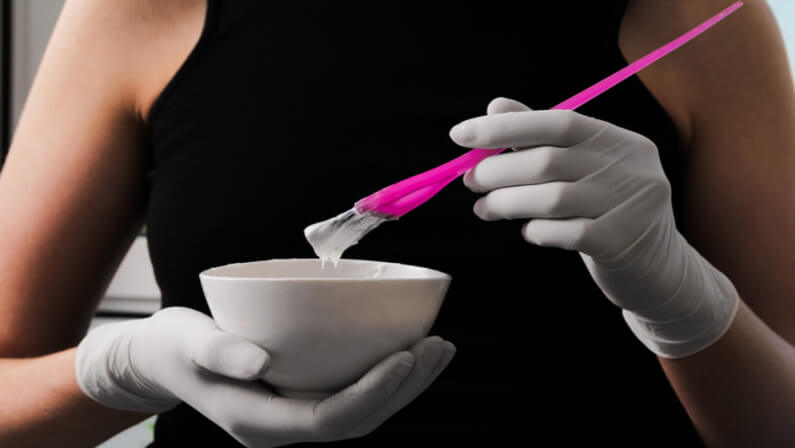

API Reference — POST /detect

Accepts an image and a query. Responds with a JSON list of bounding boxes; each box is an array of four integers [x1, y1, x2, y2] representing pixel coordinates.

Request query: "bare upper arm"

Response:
[[0, 0, 205, 356], [619, 0, 795, 342]]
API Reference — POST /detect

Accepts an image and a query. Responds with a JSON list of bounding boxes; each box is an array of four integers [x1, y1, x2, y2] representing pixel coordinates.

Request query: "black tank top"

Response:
[[144, 1, 698, 446]]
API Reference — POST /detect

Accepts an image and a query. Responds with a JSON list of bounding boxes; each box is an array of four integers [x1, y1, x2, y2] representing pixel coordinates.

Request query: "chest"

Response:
[[142, 1, 684, 299]]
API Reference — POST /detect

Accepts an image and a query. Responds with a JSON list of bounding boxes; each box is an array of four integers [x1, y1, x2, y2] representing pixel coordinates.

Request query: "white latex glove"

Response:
[[75, 306, 455, 447], [449, 97, 739, 359]]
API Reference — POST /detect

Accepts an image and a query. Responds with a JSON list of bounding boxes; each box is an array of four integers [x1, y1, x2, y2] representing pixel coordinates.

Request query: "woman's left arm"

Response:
[[448, 1, 795, 445], [620, 0, 795, 445]]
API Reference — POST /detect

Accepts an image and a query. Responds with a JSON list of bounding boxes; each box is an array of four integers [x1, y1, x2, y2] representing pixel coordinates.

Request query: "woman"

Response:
[[0, 0, 792, 446]]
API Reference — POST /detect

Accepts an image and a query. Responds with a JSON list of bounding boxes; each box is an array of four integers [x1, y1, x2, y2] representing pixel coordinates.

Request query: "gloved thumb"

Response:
[[186, 323, 271, 381]]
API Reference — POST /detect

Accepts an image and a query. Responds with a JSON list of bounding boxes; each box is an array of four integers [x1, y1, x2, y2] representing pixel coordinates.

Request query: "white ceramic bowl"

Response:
[[199, 258, 451, 398]]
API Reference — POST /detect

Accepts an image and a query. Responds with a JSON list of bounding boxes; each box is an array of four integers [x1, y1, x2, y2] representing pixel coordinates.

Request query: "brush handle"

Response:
[[554, 0, 743, 109], [354, 148, 505, 216], [355, 1, 744, 218]]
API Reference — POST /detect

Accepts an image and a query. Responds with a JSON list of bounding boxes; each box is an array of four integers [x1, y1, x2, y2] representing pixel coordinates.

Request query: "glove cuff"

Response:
[[75, 319, 179, 413], [621, 241, 740, 359]]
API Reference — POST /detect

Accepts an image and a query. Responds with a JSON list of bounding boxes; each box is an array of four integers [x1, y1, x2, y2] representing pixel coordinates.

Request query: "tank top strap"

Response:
[[147, 0, 221, 128]]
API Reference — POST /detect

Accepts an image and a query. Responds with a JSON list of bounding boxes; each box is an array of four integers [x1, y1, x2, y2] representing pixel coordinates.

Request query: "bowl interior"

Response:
[[200, 258, 450, 281]]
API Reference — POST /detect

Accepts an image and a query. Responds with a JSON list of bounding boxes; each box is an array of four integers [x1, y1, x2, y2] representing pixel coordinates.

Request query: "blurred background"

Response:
[[0, 1, 792, 446]]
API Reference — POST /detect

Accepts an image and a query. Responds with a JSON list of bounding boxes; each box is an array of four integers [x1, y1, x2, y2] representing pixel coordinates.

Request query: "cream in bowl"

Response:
[[199, 258, 451, 398]]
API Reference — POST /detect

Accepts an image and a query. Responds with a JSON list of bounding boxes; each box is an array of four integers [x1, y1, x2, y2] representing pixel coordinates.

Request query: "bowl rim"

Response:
[[198, 258, 452, 282]]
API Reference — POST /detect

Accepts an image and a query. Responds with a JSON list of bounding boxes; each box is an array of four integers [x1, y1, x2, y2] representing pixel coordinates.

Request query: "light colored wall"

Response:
[[768, 0, 795, 81], [10, 0, 65, 132]]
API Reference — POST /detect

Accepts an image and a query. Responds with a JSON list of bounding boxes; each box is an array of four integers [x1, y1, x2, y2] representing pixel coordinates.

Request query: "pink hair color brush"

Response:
[[305, 1, 743, 262], [355, 1, 742, 218]]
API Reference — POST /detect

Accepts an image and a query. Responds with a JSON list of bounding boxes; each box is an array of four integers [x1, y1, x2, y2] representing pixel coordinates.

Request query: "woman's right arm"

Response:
[[0, 1, 457, 446], [0, 0, 160, 445], [0, 351, 154, 446]]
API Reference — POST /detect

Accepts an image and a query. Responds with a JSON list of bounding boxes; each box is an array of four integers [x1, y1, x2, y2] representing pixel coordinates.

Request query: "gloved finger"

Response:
[[449, 109, 607, 150], [189, 331, 270, 381], [178, 310, 271, 381], [484, 97, 541, 153], [474, 182, 611, 221], [487, 96, 532, 115], [418, 340, 455, 392], [521, 217, 599, 253], [299, 351, 415, 442], [462, 146, 604, 193], [347, 336, 456, 438]]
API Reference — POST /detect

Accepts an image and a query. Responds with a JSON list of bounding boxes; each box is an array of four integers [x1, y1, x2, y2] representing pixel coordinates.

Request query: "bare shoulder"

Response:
[[57, 0, 207, 122], [618, 0, 789, 151]]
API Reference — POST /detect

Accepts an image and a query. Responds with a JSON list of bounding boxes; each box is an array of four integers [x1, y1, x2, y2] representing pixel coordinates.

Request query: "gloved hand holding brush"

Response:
[[450, 97, 739, 359]]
